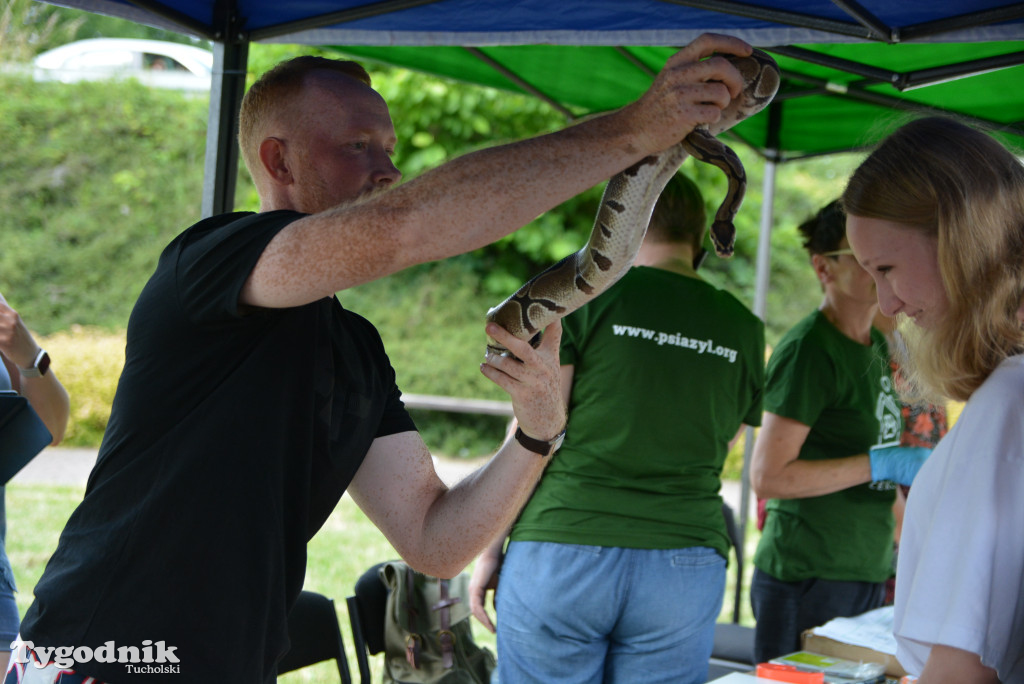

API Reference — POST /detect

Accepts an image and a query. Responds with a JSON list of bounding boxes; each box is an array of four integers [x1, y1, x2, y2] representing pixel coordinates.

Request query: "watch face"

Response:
[[37, 352, 50, 376]]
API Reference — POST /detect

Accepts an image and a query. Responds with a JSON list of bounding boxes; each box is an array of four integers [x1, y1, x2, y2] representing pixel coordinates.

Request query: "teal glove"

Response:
[[869, 445, 931, 485]]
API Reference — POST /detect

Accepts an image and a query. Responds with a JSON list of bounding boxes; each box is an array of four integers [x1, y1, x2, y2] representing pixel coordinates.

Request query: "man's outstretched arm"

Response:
[[241, 34, 753, 309]]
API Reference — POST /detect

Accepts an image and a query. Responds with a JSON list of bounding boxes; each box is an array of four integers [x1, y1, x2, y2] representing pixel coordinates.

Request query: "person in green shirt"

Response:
[[470, 172, 765, 684], [749, 200, 927, 663]]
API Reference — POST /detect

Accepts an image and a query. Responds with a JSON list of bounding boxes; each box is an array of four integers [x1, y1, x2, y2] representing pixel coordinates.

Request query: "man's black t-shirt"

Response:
[[20, 211, 416, 682]]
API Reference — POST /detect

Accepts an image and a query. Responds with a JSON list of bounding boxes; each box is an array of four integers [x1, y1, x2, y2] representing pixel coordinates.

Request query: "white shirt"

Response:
[[894, 355, 1024, 681]]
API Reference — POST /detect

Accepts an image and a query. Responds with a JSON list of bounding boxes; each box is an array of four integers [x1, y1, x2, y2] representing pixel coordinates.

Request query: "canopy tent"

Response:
[[39, 1, 1024, 212], [332, 40, 1024, 161], [32, 0, 1024, 621]]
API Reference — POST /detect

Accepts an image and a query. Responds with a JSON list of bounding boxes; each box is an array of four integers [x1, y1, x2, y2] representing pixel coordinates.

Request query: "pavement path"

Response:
[[12, 447, 755, 516], [10, 446, 98, 487]]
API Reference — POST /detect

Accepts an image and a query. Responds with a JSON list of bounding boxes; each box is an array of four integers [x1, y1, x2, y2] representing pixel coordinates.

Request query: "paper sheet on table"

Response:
[[809, 605, 898, 655]]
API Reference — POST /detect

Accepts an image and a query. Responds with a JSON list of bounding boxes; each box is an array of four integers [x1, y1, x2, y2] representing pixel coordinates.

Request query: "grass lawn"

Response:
[[5, 478, 757, 683]]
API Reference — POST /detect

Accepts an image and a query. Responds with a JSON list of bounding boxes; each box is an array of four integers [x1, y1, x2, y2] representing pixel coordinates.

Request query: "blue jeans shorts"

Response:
[[496, 541, 726, 684]]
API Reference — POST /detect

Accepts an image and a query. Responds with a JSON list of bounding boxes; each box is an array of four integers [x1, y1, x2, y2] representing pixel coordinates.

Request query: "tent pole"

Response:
[[202, 40, 249, 218], [734, 152, 777, 623], [751, 157, 776, 322]]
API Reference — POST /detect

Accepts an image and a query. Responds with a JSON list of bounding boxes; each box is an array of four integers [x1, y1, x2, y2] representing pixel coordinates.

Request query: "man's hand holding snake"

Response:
[[622, 33, 752, 157], [480, 321, 566, 447]]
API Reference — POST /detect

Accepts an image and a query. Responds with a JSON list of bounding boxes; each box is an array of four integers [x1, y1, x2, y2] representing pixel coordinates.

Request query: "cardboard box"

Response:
[[801, 631, 908, 678]]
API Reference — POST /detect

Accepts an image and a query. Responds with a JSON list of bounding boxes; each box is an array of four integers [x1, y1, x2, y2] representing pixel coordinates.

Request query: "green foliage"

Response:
[[0, 72, 209, 333], [0, 0, 206, 61], [0, 0, 83, 61]]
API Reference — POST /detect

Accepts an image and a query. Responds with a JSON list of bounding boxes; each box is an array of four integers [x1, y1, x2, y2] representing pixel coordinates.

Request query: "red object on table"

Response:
[[755, 663, 825, 683]]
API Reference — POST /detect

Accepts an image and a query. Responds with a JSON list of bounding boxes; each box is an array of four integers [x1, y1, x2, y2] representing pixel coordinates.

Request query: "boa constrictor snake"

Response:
[[486, 49, 780, 355]]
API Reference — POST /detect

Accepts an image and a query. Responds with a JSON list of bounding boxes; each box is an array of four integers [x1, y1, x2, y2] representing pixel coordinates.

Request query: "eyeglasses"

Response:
[[821, 248, 855, 258]]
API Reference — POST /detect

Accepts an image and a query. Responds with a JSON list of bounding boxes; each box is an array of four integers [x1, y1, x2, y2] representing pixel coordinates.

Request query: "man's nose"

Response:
[[373, 153, 401, 186]]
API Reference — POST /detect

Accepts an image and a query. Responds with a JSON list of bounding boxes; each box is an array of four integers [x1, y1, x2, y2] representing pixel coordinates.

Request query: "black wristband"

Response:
[[514, 426, 565, 457]]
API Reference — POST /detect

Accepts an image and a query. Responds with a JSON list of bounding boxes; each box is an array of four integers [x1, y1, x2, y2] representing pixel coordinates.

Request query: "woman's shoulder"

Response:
[[973, 354, 1024, 401]]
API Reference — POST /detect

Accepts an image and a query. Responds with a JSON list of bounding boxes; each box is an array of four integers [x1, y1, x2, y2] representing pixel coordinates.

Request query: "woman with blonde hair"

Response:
[[844, 115, 1024, 683]]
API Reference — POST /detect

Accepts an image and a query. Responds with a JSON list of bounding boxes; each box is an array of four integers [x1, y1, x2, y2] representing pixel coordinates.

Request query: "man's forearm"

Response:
[[415, 438, 549, 578]]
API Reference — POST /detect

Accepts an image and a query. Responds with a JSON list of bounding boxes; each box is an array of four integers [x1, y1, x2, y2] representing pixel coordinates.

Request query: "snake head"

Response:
[[710, 219, 736, 258]]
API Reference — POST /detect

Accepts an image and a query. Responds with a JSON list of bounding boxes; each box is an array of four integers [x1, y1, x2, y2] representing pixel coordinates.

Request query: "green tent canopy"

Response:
[[331, 40, 1024, 160]]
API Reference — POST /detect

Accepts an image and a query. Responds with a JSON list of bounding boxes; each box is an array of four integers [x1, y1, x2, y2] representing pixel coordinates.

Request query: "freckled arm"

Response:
[[240, 34, 754, 309]]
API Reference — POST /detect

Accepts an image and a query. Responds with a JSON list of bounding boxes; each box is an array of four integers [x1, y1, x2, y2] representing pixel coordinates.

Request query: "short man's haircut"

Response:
[[647, 172, 707, 252], [238, 56, 371, 176], [797, 199, 845, 256]]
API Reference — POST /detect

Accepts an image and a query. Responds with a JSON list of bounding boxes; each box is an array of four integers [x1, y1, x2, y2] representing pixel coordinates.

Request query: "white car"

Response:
[[33, 38, 212, 92]]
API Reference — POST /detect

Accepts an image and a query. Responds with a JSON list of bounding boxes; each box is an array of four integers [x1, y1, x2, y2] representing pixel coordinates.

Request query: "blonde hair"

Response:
[[843, 116, 1024, 401], [237, 57, 371, 179]]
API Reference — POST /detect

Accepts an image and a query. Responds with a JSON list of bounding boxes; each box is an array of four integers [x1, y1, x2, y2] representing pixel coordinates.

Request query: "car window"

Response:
[[144, 53, 188, 72], [64, 49, 135, 71]]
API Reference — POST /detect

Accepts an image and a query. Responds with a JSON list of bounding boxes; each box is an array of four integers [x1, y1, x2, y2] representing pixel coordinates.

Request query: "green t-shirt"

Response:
[[753, 310, 901, 583], [510, 266, 765, 556]]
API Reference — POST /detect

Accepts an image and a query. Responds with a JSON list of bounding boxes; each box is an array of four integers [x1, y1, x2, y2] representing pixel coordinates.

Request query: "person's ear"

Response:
[[258, 137, 292, 185], [811, 253, 832, 286]]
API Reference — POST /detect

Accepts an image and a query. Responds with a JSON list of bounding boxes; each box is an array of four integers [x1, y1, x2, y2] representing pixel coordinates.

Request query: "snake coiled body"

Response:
[[487, 49, 780, 354]]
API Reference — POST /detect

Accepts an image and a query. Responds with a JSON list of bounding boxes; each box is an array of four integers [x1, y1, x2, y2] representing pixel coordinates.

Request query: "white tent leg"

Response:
[[733, 153, 777, 622], [201, 41, 249, 218]]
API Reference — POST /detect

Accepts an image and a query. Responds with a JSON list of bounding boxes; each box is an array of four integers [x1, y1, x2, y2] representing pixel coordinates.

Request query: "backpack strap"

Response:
[[404, 567, 422, 668], [432, 578, 461, 669]]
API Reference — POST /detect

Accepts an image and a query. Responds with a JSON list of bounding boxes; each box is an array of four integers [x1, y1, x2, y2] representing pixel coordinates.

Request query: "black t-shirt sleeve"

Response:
[[174, 210, 306, 325], [344, 309, 417, 439]]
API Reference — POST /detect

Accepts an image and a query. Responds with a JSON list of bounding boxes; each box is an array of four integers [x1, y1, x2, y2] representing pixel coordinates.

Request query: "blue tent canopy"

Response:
[[41, 0, 1024, 46], [41, 1, 1024, 214]]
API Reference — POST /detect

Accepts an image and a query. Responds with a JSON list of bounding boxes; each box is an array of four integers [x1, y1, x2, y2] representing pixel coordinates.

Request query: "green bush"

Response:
[[0, 73, 209, 334], [40, 326, 125, 447]]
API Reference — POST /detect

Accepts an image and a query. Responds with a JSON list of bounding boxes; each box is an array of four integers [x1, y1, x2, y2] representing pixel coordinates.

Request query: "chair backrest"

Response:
[[347, 561, 392, 684], [278, 590, 353, 683], [722, 502, 744, 569], [722, 501, 749, 624]]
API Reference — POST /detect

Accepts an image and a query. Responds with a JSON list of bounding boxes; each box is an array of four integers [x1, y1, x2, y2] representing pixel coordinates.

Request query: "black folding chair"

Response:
[[346, 561, 392, 684], [278, 590, 353, 683]]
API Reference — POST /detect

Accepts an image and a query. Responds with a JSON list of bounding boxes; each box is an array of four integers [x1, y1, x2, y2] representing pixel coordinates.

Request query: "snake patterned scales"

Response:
[[486, 49, 780, 355]]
